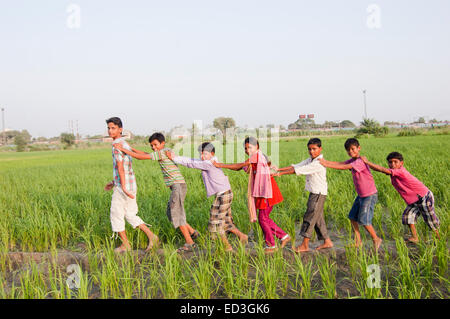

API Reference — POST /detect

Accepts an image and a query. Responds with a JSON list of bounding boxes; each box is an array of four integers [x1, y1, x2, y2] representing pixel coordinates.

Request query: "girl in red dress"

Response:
[[213, 137, 291, 253]]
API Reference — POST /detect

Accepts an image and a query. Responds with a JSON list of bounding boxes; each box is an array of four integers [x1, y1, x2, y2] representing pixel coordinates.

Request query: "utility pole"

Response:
[[363, 90, 367, 119], [1, 108, 5, 145]]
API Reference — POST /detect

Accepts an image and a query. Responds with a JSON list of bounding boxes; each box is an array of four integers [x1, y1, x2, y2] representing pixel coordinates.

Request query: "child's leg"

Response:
[[350, 220, 362, 247], [258, 206, 277, 248], [296, 193, 318, 252], [117, 231, 131, 251], [178, 225, 195, 245], [110, 187, 131, 251], [363, 224, 382, 250], [402, 203, 420, 242], [167, 184, 193, 245], [418, 190, 441, 238], [348, 197, 362, 247], [136, 224, 159, 251], [407, 224, 419, 243]]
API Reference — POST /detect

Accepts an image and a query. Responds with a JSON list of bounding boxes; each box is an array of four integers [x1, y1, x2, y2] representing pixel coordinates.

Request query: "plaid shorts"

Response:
[[402, 190, 440, 230], [208, 190, 237, 235]]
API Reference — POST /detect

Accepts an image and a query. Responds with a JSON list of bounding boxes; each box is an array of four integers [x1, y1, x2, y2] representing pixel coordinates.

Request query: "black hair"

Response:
[[149, 132, 165, 143], [307, 138, 322, 147], [244, 136, 259, 147], [344, 138, 360, 150], [106, 117, 122, 128], [386, 151, 404, 162], [198, 142, 215, 154]]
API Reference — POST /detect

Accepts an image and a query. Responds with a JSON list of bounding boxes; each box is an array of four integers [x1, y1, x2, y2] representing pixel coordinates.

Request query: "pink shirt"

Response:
[[345, 158, 377, 197], [389, 166, 428, 205]]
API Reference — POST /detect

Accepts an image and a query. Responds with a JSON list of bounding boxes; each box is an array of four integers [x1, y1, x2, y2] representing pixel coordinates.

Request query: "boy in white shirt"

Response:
[[275, 138, 333, 252]]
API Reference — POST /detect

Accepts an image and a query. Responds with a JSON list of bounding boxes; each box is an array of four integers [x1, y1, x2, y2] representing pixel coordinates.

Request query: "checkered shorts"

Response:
[[208, 190, 237, 235], [402, 190, 440, 230]]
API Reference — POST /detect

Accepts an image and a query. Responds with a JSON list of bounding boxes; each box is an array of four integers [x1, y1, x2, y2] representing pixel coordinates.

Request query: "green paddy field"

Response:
[[0, 135, 448, 298]]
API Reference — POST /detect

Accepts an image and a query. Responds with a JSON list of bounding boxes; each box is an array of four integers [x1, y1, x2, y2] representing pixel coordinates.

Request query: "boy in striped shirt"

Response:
[[113, 132, 198, 252], [104, 117, 158, 253]]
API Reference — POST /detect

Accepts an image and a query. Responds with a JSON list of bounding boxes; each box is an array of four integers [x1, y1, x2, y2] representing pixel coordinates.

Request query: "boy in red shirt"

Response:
[[361, 152, 440, 243]]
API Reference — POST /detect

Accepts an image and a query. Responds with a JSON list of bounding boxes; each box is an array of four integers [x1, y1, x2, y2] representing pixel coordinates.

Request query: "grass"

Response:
[[0, 134, 448, 299]]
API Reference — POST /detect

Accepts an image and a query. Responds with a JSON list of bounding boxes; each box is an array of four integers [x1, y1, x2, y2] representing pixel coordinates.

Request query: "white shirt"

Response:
[[291, 154, 327, 195]]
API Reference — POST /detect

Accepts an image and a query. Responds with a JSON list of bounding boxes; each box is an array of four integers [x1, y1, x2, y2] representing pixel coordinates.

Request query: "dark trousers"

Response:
[[300, 193, 328, 240]]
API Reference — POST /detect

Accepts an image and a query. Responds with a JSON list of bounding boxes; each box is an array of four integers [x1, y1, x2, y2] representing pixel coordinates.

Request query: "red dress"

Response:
[[250, 162, 284, 210]]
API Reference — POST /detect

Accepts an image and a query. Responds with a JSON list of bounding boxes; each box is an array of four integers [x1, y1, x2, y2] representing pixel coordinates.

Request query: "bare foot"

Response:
[[114, 244, 131, 253], [406, 237, 419, 244], [145, 235, 159, 252], [373, 237, 382, 251], [293, 245, 310, 253], [348, 241, 362, 249], [224, 245, 234, 252], [264, 247, 278, 255], [281, 235, 291, 248], [316, 240, 334, 250], [239, 234, 249, 244]]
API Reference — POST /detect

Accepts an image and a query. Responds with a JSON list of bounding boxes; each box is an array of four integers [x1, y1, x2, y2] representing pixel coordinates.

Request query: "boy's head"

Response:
[[198, 142, 215, 161], [307, 138, 322, 159], [344, 138, 361, 159], [244, 137, 259, 156], [386, 152, 404, 169], [149, 132, 165, 151], [106, 117, 123, 139]]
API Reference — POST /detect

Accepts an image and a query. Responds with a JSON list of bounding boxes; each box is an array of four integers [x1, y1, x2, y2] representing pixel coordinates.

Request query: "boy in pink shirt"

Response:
[[319, 138, 382, 251], [361, 152, 440, 243]]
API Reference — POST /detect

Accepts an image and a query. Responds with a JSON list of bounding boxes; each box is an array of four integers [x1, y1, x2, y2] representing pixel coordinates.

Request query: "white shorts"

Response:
[[110, 187, 145, 232]]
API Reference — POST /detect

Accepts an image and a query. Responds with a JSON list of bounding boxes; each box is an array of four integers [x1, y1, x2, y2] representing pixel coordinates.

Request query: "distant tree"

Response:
[[429, 118, 439, 123], [340, 120, 356, 128], [60, 133, 76, 149], [14, 135, 27, 152], [213, 117, 236, 144], [356, 118, 388, 137], [288, 118, 315, 130], [417, 117, 426, 123]]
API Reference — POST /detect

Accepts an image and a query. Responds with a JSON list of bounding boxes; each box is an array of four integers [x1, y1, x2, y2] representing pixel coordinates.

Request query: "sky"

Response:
[[1, 0, 449, 138]]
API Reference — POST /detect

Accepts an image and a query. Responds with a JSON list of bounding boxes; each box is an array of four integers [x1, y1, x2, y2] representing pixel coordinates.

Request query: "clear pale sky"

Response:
[[1, 0, 449, 138]]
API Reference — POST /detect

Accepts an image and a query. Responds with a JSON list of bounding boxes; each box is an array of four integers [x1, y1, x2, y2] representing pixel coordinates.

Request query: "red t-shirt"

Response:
[[344, 157, 377, 197], [390, 166, 428, 205]]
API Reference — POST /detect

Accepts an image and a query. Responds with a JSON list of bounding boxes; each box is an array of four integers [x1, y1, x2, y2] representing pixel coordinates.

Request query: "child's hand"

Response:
[[104, 181, 114, 191], [122, 187, 135, 199], [271, 171, 281, 177], [211, 160, 220, 168], [165, 150, 174, 160], [113, 143, 123, 151]]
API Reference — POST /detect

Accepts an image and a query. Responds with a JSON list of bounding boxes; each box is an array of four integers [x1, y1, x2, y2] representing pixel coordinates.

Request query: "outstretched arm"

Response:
[[113, 143, 151, 160], [319, 158, 352, 170], [273, 166, 295, 176], [360, 156, 391, 175], [130, 146, 148, 155], [212, 160, 250, 171], [166, 151, 212, 170]]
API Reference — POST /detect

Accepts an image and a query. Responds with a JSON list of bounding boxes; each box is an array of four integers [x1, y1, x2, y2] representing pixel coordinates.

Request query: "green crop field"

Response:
[[0, 135, 448, 299]]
